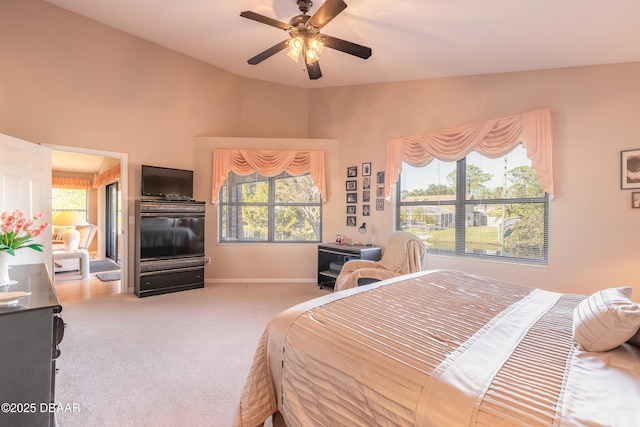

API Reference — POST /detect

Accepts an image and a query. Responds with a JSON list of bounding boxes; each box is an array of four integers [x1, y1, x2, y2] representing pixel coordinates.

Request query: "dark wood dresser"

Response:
[[0, 263, 64, 427]]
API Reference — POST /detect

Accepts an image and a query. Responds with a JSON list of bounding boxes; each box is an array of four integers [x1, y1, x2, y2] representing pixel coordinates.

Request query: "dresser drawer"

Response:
[[139, 268, 204, 293]]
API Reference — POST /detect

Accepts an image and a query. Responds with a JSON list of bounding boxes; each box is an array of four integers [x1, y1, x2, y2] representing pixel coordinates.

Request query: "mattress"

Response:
[[234, 270, 640, 427]]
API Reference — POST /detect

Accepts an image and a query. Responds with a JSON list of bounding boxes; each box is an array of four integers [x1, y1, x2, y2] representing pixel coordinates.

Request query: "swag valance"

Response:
[[211, 149, 327, 202], [385, 108, 554, 198], [93, 165, 121, 188], [52, 177, 91, 190]]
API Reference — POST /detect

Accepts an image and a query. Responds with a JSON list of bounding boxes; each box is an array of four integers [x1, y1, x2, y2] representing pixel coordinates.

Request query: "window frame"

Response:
[[52, 187, 89, 219], [218, 171, 323, 244], [396, 156, 549, 264]]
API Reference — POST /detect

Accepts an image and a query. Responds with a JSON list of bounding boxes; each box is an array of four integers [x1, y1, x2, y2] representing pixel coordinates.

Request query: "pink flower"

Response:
[[0, 210, 49, 255]]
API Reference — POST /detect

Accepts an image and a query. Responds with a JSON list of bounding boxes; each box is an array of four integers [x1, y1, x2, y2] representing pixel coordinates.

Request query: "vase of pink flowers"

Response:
[[0, 210, 49, 286]]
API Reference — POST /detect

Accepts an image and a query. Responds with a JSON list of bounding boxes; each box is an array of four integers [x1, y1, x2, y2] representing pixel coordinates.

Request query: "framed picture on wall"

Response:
[[362, 162, 372, 176], [376, 199, 385, 211], [347, 166, 357, 178], [347, 193, 357, 203], [347, 205, 356, 214], [621, 149, 640, 189], [346, 216, 356, 226], [346, 180, 357, 191], [363, 177, 371, 189]]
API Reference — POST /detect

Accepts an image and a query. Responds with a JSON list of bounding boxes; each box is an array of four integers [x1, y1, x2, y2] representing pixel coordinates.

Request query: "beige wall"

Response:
[[309, 64, 640, 296], [0, 0, 308, 288], [2, 0, 639, 298]]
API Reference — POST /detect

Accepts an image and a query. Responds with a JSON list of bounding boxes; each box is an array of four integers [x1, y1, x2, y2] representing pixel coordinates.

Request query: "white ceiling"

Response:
[[43, 0, 640, 89], [51, 151, 105, 173]]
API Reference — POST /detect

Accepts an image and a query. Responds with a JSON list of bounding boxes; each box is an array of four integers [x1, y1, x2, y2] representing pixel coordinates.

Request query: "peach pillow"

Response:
[[572, 286, 640, 352]]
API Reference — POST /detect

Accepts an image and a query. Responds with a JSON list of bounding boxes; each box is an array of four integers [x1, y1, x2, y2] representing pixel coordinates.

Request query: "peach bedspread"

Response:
[[234, 270, 640, 427]]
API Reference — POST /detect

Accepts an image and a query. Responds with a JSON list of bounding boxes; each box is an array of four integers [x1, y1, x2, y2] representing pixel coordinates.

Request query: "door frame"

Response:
[[46, 144, 129, 294]]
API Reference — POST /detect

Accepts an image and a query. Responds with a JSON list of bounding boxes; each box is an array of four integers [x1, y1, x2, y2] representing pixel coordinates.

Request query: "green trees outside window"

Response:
[[397, 144, 548, 263], [219, 171, 321, 243]]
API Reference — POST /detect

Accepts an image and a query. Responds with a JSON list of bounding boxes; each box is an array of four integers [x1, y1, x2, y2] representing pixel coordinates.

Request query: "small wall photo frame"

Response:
[[346, 216, 356, 226], [346, 180, 357, 191], [363, 177, 371, 189], [346, 205, 356, 214], [346, 193, 357, 203], [633, 192, 640, 208], [347, 166, 358, 178], [621, 149, 640, 189], [362, 162, 372, 176]]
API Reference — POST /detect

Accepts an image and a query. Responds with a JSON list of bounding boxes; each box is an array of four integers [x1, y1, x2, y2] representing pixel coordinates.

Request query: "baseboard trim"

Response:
[[205, 278, 316, 284], [126, 278, 316, 293]]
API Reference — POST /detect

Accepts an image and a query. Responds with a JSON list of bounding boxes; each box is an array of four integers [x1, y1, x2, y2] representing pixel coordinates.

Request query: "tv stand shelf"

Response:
[[317, 243, 381, 289]]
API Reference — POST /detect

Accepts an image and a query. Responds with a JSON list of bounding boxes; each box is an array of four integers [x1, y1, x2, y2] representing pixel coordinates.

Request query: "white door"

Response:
[[0, 133, 52, 275]]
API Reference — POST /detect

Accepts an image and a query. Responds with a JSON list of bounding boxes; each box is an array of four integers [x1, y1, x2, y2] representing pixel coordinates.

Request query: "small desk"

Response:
[[52, 249, 90, 280], [317, 243, 381, 289]]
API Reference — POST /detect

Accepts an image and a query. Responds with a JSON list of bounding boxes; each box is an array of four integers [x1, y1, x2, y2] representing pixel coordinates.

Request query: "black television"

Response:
[[141, 165, 193, 199]]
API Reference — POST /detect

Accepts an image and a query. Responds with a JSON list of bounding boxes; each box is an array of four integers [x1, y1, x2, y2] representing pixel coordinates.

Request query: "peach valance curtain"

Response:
[[93, 165, 121, 188], [211, 149, 327, 202], [52, 177, 91, 190], [386, 108, 554, 198]]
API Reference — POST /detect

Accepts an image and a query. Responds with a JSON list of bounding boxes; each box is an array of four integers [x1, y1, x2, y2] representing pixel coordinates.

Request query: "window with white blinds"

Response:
[[396, 144, 548, 264]]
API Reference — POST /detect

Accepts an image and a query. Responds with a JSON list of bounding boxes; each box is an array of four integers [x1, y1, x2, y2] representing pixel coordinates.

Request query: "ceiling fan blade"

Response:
[[247, 40, 289, 65], [308, 0, 347, 29], [322, 35, 372, 59], [306, 60, 322, 80], [240, 11, 290, 31]]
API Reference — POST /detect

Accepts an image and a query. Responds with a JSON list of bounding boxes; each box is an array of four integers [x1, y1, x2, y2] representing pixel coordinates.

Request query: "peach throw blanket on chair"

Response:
[[334, 231, 426, 292]]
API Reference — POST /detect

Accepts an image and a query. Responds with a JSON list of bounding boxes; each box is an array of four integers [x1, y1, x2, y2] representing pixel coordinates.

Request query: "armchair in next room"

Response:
[[334, 231, 427, 292]]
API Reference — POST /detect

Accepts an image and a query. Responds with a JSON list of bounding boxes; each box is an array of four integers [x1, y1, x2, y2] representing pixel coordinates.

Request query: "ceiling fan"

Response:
[[240, 0, 372, 80]]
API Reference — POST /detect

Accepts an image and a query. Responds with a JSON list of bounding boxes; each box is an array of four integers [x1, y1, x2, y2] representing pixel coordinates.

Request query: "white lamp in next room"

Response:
[[53, 211, 88, 251]]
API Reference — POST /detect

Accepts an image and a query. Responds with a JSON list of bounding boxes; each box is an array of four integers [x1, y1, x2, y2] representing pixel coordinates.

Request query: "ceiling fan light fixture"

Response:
[[287, 37, 304, 62], [308, 37, 324, 55], [303, 36, 323, 64], [240, 0, 371, 80]]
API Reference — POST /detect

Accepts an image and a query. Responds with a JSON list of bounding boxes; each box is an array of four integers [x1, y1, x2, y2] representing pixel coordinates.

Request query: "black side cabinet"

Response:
[[317, 243, 381, 289], [0, 264, 63, 427]]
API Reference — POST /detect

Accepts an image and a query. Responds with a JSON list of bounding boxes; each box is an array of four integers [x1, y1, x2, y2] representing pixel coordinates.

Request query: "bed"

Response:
[[234, 270, 640, 427]]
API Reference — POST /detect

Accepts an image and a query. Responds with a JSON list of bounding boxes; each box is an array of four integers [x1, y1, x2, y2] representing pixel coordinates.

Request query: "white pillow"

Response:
[[572, 286, 640, 352]]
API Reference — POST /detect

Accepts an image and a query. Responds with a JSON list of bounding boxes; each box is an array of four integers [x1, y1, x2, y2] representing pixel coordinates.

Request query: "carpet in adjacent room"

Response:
[[89, 259, 120, 274], [95, 271, 120, 282]]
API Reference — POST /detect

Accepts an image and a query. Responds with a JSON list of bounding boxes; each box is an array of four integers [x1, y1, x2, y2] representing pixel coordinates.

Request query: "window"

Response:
[[219, 171, 322, 243], [396, 144, 548, 263], [52, 188, 88, 218]]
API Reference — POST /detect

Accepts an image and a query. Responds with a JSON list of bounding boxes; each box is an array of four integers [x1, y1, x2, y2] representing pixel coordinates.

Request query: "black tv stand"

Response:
[[134, 200, 206, 297]]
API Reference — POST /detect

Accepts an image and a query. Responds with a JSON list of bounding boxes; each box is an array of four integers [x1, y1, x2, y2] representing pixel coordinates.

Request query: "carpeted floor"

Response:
[[55, 282, 328, 427]]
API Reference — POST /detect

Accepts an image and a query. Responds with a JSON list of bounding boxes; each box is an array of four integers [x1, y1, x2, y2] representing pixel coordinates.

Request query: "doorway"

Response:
[[47, 144, 129, 295], [106, 181, 121, 264]]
